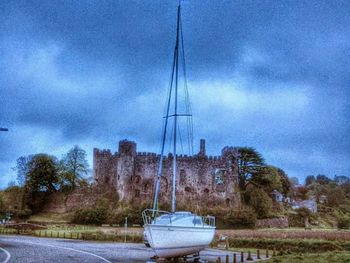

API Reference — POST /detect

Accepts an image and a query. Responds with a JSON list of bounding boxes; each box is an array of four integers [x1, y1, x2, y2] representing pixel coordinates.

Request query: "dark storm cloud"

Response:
[[1, 0, 350, 186]]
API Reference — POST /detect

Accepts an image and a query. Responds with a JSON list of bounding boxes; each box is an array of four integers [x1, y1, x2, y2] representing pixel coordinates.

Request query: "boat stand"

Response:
[[147, 252, 207, 263]]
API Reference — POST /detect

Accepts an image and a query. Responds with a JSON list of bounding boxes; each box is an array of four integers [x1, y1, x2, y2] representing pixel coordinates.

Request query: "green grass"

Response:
[[267, 252, 350, 263], [28, 212, 72, 224], [226, 238, 350, 253]]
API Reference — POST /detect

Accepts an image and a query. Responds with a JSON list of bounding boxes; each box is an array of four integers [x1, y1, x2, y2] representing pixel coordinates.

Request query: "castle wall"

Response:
[[93, 139, 241, 208]]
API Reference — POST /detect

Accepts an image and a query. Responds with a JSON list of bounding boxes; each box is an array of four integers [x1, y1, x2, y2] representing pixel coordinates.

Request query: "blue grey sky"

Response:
[[1, 0, 349, 187]]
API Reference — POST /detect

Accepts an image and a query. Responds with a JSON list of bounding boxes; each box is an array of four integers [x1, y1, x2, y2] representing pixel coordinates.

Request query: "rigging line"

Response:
[[172, 4, 181, 213], [167, 120, 174, 154], [179, 11, 194, 155], [152, 18, 178, 211], [178, 121, 184, 155]]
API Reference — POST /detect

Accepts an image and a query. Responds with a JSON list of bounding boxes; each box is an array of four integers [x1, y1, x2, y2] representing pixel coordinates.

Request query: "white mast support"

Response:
[[171, 4, 181, 213], [152, 4, 181, 212]]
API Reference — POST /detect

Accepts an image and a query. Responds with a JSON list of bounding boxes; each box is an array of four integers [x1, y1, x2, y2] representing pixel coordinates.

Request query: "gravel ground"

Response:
[[0, 235, 263, 262]]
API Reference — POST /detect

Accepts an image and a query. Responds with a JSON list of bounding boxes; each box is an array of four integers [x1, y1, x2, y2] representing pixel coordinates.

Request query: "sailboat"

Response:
[[142, 3, 216, 259]]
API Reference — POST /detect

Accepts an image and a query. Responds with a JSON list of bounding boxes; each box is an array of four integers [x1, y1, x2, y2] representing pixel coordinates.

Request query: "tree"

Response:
[[305, 175, 315, 186], [251, 166, 282, 193], [25, 154, 59, 212], [334, 175, 350, 185], [245, 186, 272, 218], [316, 174, 331, 185], [276, 168, 291, 195], [294, 186, 308, 200], [237, 147, 265, 190], [61, 146, 89, 190], [296, 207, 312, 227], [14, 155, 33, 186], [289, 177, 299, 187]]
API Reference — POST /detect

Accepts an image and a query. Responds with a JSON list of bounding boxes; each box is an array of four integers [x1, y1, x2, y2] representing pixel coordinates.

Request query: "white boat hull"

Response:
[[144, 224, 216, 258]]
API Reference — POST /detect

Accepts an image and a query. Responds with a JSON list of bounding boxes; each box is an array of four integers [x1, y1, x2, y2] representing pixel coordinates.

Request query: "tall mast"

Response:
[[171, 4, 181, 213], [152, 4, 181, 212]]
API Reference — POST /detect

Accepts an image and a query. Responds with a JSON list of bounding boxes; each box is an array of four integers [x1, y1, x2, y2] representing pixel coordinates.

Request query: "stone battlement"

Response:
[[93, 139, 241, 208]]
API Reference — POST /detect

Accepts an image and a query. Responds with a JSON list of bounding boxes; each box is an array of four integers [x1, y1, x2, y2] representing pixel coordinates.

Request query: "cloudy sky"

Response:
[[0, 0, 349, 187]]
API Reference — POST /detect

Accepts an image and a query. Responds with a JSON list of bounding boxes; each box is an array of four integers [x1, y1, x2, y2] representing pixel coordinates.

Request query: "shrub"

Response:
[[337, 214, 350, 229], [71, 198, 109, 225], [244, 187, 272, 218], [224, 209, 257, 229], [288, 212, 305, 227], [227, 238, 346, 253]]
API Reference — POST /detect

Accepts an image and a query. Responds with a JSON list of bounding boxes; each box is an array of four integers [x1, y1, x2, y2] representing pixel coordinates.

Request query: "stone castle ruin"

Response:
[[93, 139, 241, 208]]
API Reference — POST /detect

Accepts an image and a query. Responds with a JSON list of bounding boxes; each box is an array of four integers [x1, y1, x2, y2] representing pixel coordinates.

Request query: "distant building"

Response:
[[292, 199, 317, 213], [271, 189, 284, 203], [319, 195, 327, 204]]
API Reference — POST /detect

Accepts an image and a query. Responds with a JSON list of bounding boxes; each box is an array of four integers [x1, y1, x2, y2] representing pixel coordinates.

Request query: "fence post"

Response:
[[216, 257, 221, 263], [257, 249, 260, 259], [225, 254, 229, 263], [240, 252, 244, 262], [246, 250, 253, 261], [266, 249, 269, 258], [233, 253, 236, 263]]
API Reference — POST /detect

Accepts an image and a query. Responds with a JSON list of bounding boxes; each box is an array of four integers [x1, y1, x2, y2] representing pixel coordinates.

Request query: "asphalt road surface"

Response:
[[0, 235, 263, 262]]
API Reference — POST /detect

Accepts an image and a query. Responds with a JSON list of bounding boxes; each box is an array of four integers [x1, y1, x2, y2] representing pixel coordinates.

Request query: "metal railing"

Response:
[[142, 209, 215, 227]]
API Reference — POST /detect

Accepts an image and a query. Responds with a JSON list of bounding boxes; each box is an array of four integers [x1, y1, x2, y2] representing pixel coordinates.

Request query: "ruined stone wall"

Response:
[[93, 139, 241, 208]]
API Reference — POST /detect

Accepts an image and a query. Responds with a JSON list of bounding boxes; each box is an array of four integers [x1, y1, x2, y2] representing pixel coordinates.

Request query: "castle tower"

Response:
[[116, 140, 136, 200], [198, 139, 206, 156]]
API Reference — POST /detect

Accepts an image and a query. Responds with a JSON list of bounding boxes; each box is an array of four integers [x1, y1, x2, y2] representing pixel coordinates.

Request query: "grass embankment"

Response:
[[217, 228, 350, 241], [0, 225, 143, 243], [28, 212, 72, 224], [215, 229, 350, 254], [267, 252, 350, 263]]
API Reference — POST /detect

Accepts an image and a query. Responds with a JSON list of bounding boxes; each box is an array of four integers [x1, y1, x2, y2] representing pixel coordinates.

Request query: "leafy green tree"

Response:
[[25, 154, 59, 212], [316, 174, 331, 185], [305, 175, 315, 186], [334, 175, 350, 185], [251, 166, 282, 193], [289, 176, 299, 187], [237, 147, 265, 190], [296, 207, 312, 227], [14, 155, 33, 186], [60, 146, 89, 190], [224, 208, 257, 229], [0, 194, 5, 216], [245, 186, 272, 218], [276, 168, 291, 195]]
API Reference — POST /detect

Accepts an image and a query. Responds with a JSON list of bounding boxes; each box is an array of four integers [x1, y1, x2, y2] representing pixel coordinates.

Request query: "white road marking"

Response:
[[43, 244, 112, 263], [0, 247, 11, 263], [7, 238, 112, 263]]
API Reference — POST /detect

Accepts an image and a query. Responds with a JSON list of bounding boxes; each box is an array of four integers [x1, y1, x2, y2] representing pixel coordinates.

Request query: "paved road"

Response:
[[0, 235, 264, 262]]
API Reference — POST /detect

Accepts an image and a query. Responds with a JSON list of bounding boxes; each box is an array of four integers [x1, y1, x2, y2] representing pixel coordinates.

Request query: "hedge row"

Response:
[[227, 238, 350, 253]]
